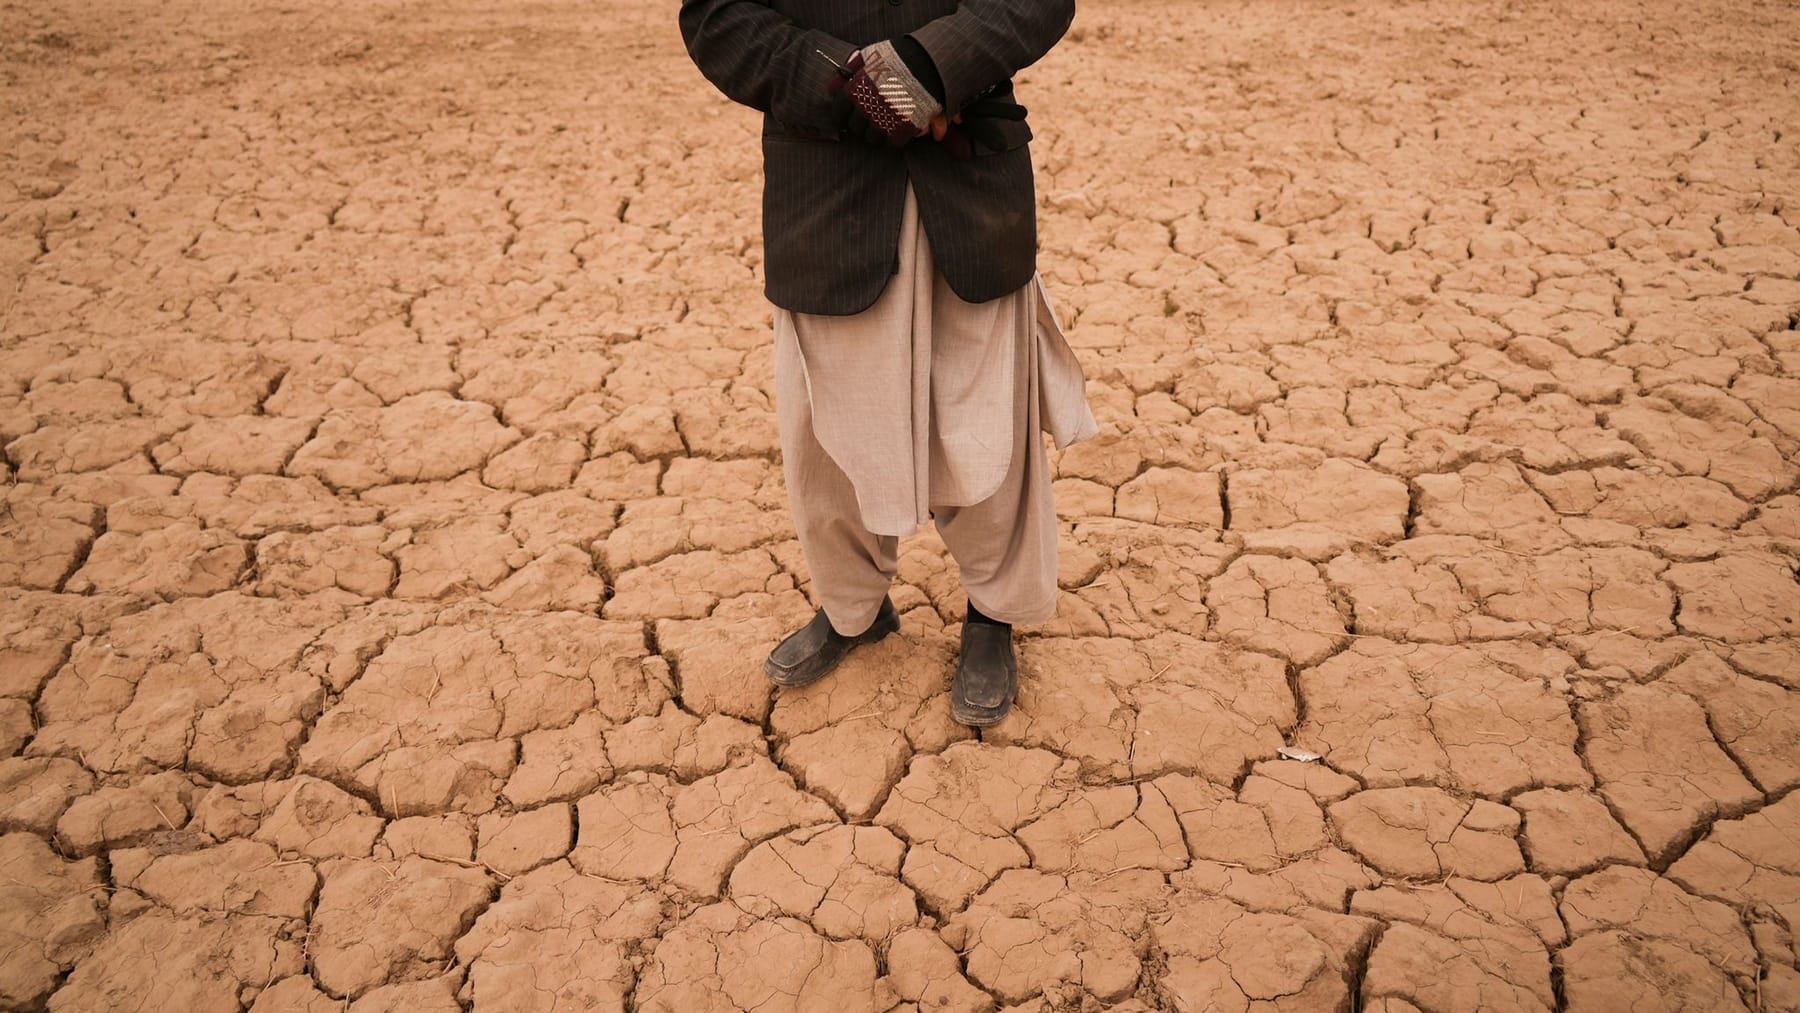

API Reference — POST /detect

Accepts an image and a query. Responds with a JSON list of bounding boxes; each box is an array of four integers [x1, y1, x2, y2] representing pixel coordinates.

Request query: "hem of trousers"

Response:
[[821, 594, 891, 638], [964, 587, 1060, 628]]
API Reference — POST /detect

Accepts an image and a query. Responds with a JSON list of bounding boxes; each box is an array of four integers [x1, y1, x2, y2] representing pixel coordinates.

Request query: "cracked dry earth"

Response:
[[1, 0, 1799, 1010]]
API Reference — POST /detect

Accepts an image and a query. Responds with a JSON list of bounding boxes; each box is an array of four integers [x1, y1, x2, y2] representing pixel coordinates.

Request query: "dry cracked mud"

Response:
[[2, 0, 1798, 1010]]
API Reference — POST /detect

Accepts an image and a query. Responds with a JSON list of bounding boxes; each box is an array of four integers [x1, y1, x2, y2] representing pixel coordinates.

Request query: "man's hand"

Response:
[[936, 97, 1026, 160], [828, 41, 943, 146], [830, 89, 890, 145]]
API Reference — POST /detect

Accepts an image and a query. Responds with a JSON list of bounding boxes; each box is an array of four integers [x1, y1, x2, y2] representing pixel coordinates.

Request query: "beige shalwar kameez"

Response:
[[774, 183, 1097, 635]]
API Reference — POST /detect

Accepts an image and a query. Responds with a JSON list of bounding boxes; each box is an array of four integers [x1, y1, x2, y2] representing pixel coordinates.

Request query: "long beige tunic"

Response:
[[773, 183, 1098, 539]]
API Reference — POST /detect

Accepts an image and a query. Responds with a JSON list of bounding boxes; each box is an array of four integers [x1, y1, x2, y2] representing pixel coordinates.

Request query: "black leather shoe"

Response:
[[764, 597, 900, 688], [951, 620, 1017, 726]]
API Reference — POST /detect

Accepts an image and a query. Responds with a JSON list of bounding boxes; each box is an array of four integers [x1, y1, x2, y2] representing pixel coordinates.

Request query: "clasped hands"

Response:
[[824, 42, 1024, 160]]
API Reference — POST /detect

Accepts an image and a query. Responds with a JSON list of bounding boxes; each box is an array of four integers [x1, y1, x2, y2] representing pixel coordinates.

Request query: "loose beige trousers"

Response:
[[773, 185, 1097, 636]]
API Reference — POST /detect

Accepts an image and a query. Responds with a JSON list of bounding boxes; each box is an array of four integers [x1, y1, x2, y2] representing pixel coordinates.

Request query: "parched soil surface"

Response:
[[3, 0, 1799, 1009]]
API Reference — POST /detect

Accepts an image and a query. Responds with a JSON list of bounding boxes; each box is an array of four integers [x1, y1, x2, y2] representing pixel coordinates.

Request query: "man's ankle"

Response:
[[966, 601, 1010, 629]]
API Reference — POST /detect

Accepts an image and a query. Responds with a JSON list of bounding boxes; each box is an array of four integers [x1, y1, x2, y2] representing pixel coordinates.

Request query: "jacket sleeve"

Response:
[[907, 0, 1076, 114], [678, 0, 858, 134]]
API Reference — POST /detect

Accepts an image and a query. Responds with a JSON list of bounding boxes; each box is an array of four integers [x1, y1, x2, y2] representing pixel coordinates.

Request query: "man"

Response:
[[679, 0, 1095, 726]]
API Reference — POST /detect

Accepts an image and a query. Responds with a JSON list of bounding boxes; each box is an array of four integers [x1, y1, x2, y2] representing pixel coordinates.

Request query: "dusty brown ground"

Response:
[[2, 0, 1798, 1009]]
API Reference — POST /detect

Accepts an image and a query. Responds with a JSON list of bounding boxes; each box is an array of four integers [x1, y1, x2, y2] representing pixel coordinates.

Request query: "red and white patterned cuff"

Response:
[[845, 40, 944, 142]]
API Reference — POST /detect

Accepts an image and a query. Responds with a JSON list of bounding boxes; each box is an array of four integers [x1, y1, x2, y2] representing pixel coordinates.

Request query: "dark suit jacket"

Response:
[[679, 0, 1075, 315]]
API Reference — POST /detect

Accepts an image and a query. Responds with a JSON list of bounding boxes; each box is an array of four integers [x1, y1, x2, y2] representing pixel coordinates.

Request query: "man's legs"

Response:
[[764, 199, 1072, 711], [930, 268, 1059, 626], [930, 282, 1059, 725], [932, 415, 1057, 725], [932, 419, 1059, 626], [773, 311, 900, 637], [931, 423, 1054, 725], [768, 298, 1058, 712]]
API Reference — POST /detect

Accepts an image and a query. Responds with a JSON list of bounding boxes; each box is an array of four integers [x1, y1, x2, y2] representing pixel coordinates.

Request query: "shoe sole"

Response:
[[951, 699, 1012, 727], [951, 624, 1016, 727], [950, 669, 1016, 727], [763, 610, 900, 688]]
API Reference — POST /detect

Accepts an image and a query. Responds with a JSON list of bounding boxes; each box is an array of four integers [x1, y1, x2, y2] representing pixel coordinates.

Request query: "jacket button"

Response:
[[887, 0, 901, 6]]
